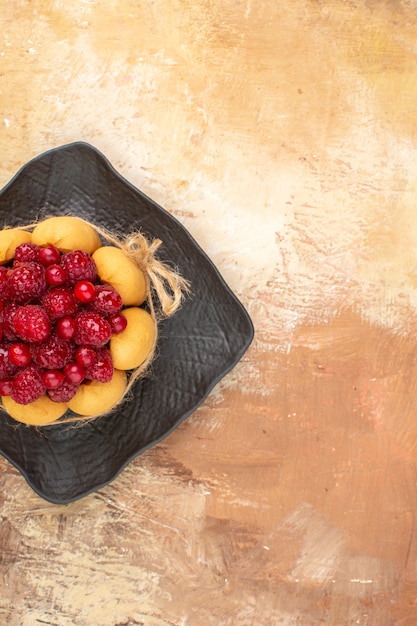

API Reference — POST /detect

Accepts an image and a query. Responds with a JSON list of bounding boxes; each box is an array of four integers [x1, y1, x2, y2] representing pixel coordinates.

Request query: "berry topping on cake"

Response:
[[0, 217, 172, 424], [0, 239, 130, 411]]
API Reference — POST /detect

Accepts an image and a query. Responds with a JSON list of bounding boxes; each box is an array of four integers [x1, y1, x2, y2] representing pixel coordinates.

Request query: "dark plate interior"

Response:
[[0, 142, 254, 503]]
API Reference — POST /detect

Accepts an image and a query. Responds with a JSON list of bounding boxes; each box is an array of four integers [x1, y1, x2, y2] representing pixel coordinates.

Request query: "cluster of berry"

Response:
[[0, 242, 127, 405]]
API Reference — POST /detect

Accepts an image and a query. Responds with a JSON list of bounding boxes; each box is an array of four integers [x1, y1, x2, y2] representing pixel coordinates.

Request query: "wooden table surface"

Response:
[[1, 1, 417, 624]]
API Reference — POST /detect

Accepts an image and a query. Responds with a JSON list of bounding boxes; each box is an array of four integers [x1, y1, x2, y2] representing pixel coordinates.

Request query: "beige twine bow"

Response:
[[122, 231, 188, 318]]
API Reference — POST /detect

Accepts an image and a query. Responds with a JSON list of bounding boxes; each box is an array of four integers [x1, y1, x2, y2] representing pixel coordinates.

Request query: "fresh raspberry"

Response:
[[0, 342, 19, 378], [60, 250, 97, 286], [1, 303, 19, 340], [14, 242, 40, 263], [86, 347, 113, 382], [38, 245, 60, 267], [42, 287, 78, 321], [47, 381, 78, 403], [91, 285, 122, 316], [75, 310, 111, 347], [13, 305, 51, 343], [8, 343, 32, 367], [109, 313, 127, 334], [31, 333, 74, 369], [0, 377, 13, 396], [7, 262, 47, 303], [11, 364, 46, 405], [0, 267, 8, 300]]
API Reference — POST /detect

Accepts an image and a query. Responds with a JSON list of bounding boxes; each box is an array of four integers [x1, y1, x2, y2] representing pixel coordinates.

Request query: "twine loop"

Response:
[[122, 231, 189, 318]]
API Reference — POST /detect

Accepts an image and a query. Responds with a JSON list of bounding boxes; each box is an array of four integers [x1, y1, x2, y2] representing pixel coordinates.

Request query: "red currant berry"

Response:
[[75, 346, 97, 368], [8, 343, 32, 367], [63, 362, 86, 385], [0, 377, 14, 396], [0, 300, 4, 314], [42, 369, 65, 390], [109, 313, 128, 333], [56, 316, 77, 340], [38, 245, 61, 267], [45, 264, 67, 287], [74, 280, 96, 303]]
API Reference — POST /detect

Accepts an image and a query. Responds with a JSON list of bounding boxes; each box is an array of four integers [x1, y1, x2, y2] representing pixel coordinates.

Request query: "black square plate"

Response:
[[0, 142, 254, 503]]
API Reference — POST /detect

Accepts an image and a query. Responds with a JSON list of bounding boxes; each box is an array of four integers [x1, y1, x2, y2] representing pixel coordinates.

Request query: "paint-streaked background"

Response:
[[1, 1, 417, 624]]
